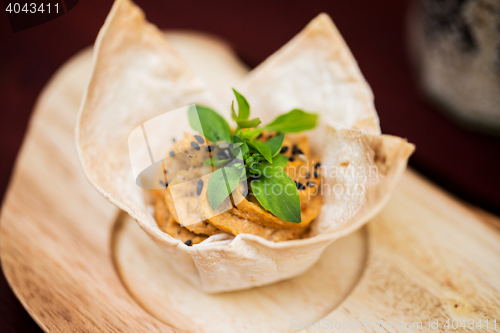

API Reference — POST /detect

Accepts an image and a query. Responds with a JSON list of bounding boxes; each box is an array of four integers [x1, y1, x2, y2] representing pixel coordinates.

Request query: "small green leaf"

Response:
[[203, 157, 231, 167], [236, 117, 261, 129], [231, 101, 238, 122], [208, 166, 245, 210], [232, 88, 250, 120], [188, 105, 232, 143], [251, 153, 262, 160], [239, 128, 262, 140], [233, 135, 245, 144], [249, 154, 288, 177], [272, 154, 289, 168], [265, 133, 284, 157], [251, 169, 301, 223], [262, 109, 318, 133], [232, 135, 249, 158], [258, 154, 288, 172], [247, 140, 272, 163]]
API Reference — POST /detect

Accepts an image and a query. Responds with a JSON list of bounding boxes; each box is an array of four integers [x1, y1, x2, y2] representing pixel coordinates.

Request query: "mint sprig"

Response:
[[189, 89, 318, 223]]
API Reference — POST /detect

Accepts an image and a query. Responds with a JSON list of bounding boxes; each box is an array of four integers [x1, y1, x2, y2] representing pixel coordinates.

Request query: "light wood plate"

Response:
[[1, 32, 500, 333]]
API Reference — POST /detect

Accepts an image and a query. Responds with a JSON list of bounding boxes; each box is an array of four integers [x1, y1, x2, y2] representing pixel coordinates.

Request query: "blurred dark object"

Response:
[[408, 0, 500, 134], [1, 0, 499, 331]]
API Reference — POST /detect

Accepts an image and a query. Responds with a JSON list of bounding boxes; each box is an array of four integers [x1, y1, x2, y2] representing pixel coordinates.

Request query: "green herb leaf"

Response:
[[248, 153, 288, 177], [233, 163, 244, 169], [235, 117, 261, 129], [188, 105, 232, 143], [272, 154, 289, 168], [238, 128, 262, 140], [265, 133, 284, 157], [207, 166, 245, 210], [259, 154, 288, 171], [247, 140, 272, 163], [232, 135, 249, 157], [231, 101, 238, 122], [232, 88, 250, 120], [262, 109, 318, 133], [203, 157, 231, 167], [251, 168, 301, 223]]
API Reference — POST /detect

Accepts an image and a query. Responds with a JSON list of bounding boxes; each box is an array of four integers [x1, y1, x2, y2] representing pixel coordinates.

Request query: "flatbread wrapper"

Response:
[[76, 0, 414, 292]]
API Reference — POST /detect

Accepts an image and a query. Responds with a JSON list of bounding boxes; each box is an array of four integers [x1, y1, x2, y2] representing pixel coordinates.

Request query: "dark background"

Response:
[[1, 0, 499, 331]]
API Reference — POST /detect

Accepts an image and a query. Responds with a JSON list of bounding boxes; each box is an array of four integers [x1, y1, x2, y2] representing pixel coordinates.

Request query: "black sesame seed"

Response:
[[196, 180, 204, 196], [189, 155, 193, 158], [288, 157, 295, 162], [194, 135, 205, 144], [185, 240, 192, 246], [295, 181, 306, 190], [169, 151, 175, 157], [164, 169, 168, 174], [292, 145, 303, 155], [191, 141, 201, 150], [280, 146, 289, 153], [307, 181, 317, 187], [314, 171, 320, 178], [177, 231, 181, 235], [172, 138, 176, 142], [314, 162, 321, 169], [306, 172, 310, 179], [206, 145, 214, 152]]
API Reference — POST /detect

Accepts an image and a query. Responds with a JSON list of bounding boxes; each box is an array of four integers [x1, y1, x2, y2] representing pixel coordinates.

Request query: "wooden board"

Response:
[[112, 213, 367, 333], [1, 32, 500, 333]]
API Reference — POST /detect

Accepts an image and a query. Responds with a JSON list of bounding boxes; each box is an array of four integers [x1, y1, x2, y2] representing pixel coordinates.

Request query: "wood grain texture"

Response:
[[1, 32, 499, 333], [112, 213, 367, 333]]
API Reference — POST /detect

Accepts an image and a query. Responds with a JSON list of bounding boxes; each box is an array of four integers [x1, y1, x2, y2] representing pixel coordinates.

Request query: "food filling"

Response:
[[153, 131, 322, 245], [152, 89, 322, 245]]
